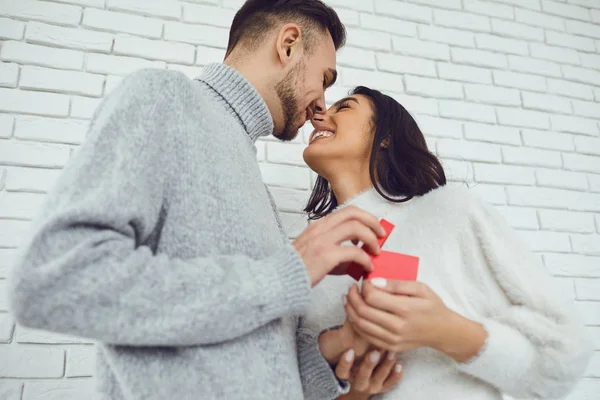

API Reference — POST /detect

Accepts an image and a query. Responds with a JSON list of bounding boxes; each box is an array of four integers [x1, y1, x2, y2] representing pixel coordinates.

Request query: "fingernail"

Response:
[[345, 349, 355, 362], [342, 294, 347, 306], [387, 352, 396, 361], [371, 278, 387, 288], [395, 364, 403, 374], [369, 351, 381, 363]]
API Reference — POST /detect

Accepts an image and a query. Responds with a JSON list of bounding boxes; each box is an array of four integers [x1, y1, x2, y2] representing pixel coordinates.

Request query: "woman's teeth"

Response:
[[311, 131, 335, 143]]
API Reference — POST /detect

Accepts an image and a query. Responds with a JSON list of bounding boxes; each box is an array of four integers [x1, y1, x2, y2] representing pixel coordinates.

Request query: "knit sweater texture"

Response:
[[8, 64, 347, 400], [304, 185, 593, 400]]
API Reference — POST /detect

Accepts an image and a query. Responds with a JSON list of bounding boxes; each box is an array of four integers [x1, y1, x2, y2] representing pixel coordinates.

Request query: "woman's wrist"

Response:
[[433, 310, 488, 363]]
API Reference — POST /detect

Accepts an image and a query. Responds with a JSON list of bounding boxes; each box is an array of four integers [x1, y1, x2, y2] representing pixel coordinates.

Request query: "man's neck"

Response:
[[223, 57, 282, 135]]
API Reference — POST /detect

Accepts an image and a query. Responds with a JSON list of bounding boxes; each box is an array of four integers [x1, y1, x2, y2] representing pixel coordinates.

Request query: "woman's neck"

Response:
[[329, 173, 374, 206]]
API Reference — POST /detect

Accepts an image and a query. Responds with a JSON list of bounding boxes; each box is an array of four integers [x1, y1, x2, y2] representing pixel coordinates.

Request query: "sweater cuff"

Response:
[[260, 243, 311, 318], [297, 326, 350, 400], [456, 319, 536, 390]]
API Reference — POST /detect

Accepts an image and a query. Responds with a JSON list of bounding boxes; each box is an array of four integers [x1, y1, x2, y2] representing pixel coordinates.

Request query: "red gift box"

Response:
[[347, 219, 419, 281]]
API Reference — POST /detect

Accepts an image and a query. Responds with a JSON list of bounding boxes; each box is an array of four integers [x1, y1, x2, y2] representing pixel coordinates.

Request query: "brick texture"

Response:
[[0, 0, 599, 397]]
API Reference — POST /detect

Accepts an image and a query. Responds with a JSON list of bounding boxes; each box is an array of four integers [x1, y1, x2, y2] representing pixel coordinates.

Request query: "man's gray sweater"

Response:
[[8, 63, 346, 400]]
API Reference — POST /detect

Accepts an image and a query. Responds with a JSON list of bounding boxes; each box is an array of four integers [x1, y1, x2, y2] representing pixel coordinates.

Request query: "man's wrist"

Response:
[[318, 325, 348, 364], [338, 392, 370, 400]]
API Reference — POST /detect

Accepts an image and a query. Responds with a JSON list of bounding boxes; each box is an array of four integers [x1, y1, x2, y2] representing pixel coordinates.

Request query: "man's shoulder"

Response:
[[104, 68, 219, 127], [116, 69, 198, 101]]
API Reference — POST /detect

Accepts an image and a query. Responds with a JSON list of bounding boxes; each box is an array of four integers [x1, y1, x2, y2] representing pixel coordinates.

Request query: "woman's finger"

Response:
[[347, 284, 407, 332], [344, 292, 369, 332], [381, 363, 404, 392], [362, 281, 418, 316], [335, 349, 356, 381], [367, 279, 430, 298], [345, 293, 400, 347], [353, 313, 399, 349], [347, 317, 404, 353], [352, 350, 382, 392], [370, 351, 397, 389]]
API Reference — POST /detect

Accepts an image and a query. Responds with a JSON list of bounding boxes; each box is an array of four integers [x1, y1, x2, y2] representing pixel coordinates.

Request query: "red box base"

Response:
[[346, 219, 419, 281], [347, 251, 419, 281]]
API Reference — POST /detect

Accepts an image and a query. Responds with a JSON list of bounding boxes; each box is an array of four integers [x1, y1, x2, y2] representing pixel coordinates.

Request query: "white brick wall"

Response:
[[0, 1, 599, 399]]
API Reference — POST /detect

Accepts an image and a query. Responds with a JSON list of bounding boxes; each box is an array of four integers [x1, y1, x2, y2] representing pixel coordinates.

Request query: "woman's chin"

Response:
[[303, 146, 330, 175]]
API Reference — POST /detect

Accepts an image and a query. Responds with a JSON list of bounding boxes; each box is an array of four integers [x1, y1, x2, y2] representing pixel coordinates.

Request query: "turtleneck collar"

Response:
[[196, 63, 274, 143]]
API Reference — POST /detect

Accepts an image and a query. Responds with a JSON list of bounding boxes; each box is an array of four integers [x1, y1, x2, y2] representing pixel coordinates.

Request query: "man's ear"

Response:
[[276, 23, 302, 66]]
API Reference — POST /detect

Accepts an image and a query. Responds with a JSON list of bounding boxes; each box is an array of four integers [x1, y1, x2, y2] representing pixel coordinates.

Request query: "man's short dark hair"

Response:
[[225, 0, 346, 58]]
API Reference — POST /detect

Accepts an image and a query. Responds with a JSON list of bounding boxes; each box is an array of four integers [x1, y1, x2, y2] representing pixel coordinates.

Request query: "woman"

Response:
[[305, 87, 593, 400]]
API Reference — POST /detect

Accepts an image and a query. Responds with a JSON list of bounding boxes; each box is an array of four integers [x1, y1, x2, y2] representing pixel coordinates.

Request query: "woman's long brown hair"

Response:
[[304, 86, 447, 220]]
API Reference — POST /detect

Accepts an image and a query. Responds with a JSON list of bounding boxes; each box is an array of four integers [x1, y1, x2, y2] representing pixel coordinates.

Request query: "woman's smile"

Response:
[[309, 129, 336, 144]]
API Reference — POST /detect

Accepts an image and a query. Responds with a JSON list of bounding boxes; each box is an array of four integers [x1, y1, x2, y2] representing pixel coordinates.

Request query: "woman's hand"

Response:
[[336, 349, 404, 400], [344, 279, 487, 361]]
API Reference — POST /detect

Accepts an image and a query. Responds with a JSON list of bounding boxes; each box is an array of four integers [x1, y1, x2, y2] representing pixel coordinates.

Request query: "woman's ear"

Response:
[[276, 23, 302, 66]]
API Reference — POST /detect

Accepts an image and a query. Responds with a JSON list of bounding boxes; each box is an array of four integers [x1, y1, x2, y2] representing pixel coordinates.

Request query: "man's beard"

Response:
[[274, 62, 304, 142]]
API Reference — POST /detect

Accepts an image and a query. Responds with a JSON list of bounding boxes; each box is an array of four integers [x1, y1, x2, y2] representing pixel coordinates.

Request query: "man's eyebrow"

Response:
[[331, 96, 359, 109], [328, 68, 338, 87]]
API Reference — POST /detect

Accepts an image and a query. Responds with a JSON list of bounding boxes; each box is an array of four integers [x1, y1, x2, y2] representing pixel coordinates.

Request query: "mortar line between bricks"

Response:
[[10, 40, 111, 57], [62, 350, 66, 378], [102, 7, 181, 22], [0, 376, 68, 380]]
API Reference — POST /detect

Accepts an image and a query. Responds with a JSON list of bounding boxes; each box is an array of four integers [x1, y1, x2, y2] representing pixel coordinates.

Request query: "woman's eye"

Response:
[[337, 102, 350, 111]]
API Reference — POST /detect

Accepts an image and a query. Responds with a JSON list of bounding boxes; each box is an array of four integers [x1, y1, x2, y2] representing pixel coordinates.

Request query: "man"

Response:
[[8, 1, 385, 399]]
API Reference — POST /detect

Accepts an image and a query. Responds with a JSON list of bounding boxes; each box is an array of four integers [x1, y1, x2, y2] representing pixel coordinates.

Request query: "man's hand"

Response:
[[318, 319, 371, 365], [335, 349, 404, 400], [293, 206, 385, 287]]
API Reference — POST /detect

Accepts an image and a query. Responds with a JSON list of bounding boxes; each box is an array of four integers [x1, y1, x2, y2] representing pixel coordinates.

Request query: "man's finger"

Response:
[[367, 279, 429, 298], [370, 352, 397, 389], [331, 247, 374, 274], [382, 363, 404, 392], [328, 220, 380, 256], [315, 206, 386, 239], [335, 349, 356, 381], [352, 350, 381, 392]]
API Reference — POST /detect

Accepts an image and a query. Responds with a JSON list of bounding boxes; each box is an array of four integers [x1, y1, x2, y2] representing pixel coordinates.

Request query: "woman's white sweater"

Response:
[[304, 184, 592, 400]]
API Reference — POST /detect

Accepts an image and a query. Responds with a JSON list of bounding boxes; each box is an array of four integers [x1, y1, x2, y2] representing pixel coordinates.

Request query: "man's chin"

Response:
[[274, 127, 301, 142]]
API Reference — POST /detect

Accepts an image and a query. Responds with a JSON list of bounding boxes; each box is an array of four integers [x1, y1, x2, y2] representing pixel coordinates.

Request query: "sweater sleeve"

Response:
[[456, 194, 593, 399], [8, 69, 311, 347], [297, 318, 350, 400]]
